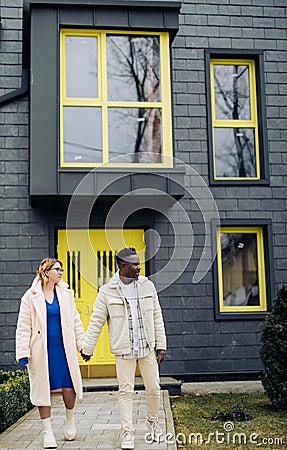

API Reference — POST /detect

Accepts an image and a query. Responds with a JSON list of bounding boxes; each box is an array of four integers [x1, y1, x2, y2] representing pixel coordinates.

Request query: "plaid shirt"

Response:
[[120, 280, 150, 359]]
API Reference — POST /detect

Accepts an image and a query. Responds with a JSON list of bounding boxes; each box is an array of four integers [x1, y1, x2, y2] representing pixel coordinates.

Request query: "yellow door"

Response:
[[57, 229, 145, 377]]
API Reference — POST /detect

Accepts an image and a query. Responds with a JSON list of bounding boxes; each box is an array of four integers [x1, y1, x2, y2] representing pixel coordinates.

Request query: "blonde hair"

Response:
[[36, 258, 63, 285]]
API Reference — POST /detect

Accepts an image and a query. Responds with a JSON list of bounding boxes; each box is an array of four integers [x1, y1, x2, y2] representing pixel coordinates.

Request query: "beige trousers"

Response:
[[115, 350, 160, 433]]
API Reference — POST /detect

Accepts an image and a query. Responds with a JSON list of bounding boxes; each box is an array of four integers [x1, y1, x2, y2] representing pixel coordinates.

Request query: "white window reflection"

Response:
[[66, 36, 98, 98], [107, 35, 160, 102], [63, 107, 102, 163], [221, 233, 260, 307], [108, 108, 161, 163]]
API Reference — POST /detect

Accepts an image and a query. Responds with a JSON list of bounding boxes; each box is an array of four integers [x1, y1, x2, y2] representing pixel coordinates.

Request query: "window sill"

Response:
[[209, 178, 270, 186], [215, 311, 269, 321]]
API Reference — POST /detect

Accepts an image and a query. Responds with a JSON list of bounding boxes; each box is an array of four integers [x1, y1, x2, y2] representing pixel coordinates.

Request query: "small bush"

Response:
[[0, 369, 33, 434], [260, 285, 287, 410], [209, 403, 252, 422]]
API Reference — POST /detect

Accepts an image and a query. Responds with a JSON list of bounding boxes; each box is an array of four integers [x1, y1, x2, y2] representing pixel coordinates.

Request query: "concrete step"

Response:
[[83, 376, 182, 395], [181, 380, 264, 395]]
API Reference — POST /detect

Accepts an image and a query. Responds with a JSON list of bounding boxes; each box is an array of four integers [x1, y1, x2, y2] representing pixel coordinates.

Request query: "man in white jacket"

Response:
[[81, 247, 166, 450]]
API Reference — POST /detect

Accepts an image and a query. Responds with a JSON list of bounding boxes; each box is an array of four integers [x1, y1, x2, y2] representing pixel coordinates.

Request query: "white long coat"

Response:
[[83, 272, 166, 357], [16, 277, 85, 406]]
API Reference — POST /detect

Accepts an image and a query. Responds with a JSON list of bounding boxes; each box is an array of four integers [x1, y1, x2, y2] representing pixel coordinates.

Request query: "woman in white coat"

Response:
[[16, 258, 85, 449]]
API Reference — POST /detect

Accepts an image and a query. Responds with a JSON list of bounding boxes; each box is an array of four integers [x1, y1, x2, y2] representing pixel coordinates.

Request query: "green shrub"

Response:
[[260, 285, 287, 410], [0, 369, 33, 434]]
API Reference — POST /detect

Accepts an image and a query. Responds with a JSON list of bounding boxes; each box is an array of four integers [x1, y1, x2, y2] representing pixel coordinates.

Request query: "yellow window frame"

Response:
[[60, 29, 173, 168], [210, 59, 260, 180], [217, 226, 267, 313]]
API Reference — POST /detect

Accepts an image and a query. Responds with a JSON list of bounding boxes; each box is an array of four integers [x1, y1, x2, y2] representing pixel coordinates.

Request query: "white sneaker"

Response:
[[43, 429, 57, 448], [145, 419, 164, 443], [121, 430, 135, 449]]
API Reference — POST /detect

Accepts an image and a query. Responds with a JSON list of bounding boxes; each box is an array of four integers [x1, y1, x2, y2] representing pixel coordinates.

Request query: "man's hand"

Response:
[[80, 350, 92, 362], [156, 349, 165, 364]]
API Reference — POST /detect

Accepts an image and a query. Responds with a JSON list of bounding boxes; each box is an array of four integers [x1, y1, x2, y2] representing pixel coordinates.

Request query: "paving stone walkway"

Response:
[[0, 390, 176, 450]]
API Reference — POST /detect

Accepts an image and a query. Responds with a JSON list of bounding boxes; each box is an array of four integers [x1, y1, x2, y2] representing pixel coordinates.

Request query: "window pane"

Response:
[[65, 36, 98, 98], [63, 107, 102, 163], [221, 233, 260, 307], [108, 108, 161, 163], [214, 128, 256, 178], [107, 35, 160, 102], [213, 65, 250, 120]]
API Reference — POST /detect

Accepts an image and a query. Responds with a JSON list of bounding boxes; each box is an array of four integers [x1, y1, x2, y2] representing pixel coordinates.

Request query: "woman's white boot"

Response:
[[64, 408, 76, 441], [42, 417, 57, 449]]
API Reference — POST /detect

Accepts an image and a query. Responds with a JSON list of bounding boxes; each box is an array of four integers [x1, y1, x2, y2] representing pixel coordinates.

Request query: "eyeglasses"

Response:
[[49, 267, 64, 274]]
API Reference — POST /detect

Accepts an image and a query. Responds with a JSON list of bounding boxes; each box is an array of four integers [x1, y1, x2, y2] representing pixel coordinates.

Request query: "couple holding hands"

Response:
[[16, 248, 166, 449]]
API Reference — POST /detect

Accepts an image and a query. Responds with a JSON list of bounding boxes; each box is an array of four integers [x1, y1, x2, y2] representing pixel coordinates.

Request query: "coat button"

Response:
[[38, 331, 41, 334]]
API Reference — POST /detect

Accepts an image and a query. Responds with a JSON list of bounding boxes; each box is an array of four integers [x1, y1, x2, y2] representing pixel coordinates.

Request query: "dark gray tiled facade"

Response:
[[0, 0, 286, 378]]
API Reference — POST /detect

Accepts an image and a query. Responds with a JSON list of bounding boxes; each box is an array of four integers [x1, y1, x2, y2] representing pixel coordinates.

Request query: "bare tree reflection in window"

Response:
[[214, 128, 255, 178], [213, 64, 256, 178], [108, 108, 161, 163], [107, 35, 161, 163]]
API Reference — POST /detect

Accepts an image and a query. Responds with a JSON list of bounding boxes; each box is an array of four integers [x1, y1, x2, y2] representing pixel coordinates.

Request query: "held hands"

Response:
[[156, 349, 165, 364], [80, 350, 92, 362], [81, 349, 164, 363]]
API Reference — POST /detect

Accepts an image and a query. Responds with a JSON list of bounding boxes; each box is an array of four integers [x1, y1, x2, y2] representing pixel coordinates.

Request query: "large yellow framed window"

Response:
[[216, 227, 267, 314], [60, 29, 173, 168], [210, 60, 260, 180]]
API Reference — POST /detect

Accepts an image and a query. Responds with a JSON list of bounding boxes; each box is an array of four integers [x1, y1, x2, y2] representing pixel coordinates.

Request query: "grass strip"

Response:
[[171, 392, 286, 449]]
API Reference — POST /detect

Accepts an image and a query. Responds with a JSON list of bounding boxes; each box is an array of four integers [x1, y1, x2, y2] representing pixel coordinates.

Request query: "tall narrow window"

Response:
[[210, 60, 260, 180], [216, 227, 267, 314], [60, 30, 173, 167]]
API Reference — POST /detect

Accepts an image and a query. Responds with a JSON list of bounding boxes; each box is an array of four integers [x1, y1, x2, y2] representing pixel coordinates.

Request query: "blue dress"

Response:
[[46, 291, 73, 390]]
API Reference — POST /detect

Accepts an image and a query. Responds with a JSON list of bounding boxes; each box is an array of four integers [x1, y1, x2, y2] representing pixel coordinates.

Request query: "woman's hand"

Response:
[[19, 357, 28, 367]]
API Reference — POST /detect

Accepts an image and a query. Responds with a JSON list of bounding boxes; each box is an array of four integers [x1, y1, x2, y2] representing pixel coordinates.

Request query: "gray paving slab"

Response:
[[0, 390, 177, 450]]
